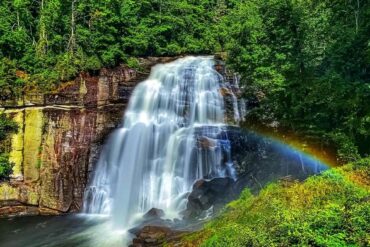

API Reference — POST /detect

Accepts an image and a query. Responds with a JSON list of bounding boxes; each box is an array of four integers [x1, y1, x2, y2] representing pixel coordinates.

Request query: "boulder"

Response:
[[129, 208, 170, 236], [143, 208, 165, 220], [183, 177, 237, 219], [130, 225, 187, 247]]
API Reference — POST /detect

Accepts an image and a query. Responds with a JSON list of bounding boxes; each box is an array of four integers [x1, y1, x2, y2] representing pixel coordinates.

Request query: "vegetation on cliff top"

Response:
[[0, 0, 226, 94], [179, 158, 370, 247], [0, 0, 369, 162]]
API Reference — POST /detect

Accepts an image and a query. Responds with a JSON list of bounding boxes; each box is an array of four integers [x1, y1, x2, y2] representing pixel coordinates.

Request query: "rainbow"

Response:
[[247, 128, 338, 170]]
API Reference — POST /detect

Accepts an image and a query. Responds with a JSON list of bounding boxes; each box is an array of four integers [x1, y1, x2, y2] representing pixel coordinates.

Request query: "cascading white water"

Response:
[[84, 56, 241, 229]]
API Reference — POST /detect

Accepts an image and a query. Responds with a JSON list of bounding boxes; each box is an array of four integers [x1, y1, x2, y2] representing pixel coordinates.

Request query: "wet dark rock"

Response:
[[129, 225, 188, 247], [129, 208, 170, 236], [179, 126, 326, 220], [183, 177, 237, 219], [219, 126, 326, 194], [143, 208, 165, 220]]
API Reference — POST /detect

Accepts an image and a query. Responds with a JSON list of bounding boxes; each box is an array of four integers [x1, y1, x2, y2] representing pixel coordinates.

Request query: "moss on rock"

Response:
[[23, 108, 44, 182], [0, 183, 19, 201], [7, 110, 24, 179]]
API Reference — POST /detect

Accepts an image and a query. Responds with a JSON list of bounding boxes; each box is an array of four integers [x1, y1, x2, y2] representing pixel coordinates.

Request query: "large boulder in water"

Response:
[[182, 177, 237, 219], [143, 208, 165, 220], [129, 208, 172, 236]]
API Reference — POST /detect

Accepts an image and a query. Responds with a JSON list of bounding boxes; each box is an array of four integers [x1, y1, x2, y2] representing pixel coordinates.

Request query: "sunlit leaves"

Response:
[[184, 160, 370, 247]]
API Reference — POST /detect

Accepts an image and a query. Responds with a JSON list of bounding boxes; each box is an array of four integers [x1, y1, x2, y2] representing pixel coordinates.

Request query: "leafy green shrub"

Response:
[[0, 113, 18, 180], [126, 57, 141, 71], [0, 58, 24, 99], [328, 132, 361, 163], [0, 113, 18, 140], [184, 162, 370, 247], [82, 55, 102, 71], [0, 154, 14, 181]]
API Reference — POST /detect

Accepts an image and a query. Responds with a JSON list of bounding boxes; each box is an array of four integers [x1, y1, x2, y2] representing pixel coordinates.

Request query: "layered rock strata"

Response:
[[0, 62, 145, 216]]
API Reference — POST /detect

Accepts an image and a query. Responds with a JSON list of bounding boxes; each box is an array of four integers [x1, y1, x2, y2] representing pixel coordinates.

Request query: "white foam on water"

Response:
[[83, 56, 240, 230]]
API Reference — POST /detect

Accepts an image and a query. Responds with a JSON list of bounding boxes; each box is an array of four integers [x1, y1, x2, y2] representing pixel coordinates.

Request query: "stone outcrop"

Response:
[[0, 56, 242, 217], [182, 177, 237, 219], [178, 126, 327, 221], [130, 226, 187, 247], [0, 60, 156, 216]]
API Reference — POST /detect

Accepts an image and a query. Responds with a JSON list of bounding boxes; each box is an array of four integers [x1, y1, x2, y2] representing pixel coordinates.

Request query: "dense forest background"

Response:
[[0, 1, 369, 245], [0, 0, 369, 165]]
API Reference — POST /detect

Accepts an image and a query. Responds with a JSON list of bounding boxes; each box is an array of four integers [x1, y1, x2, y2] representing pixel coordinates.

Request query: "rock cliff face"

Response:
[[0, 58, 163, 216], [0, 57, 240, 217]]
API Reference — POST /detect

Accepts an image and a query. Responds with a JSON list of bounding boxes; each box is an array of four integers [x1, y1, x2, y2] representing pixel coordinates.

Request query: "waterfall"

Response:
[[83, 56, 240, 229]]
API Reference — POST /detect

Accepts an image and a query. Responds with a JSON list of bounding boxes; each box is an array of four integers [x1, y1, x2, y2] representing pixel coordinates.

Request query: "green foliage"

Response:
[[225, 0, 370, 161], [0, 0, 230, 93], [0, 113, 18, 140], [0, 0, 368, 161], [0, 113, 18, 180], [0, 153, 14, 181], [0, 58, 24, 99], [126, 57, 141, 71], [184, 161, 370, 247], [328, 132, 361, 163]]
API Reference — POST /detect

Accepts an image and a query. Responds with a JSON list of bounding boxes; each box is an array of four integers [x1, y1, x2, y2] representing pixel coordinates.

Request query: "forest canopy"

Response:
[[0, 0, 369, 162]]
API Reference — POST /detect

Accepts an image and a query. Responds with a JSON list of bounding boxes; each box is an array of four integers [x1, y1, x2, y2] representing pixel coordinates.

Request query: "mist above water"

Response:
[[83, 57, 243, 229], [0, 57, 329, 247]]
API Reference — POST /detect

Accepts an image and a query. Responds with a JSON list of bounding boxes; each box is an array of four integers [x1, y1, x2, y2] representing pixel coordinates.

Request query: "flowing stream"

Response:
[[83, 56, 241, 229]]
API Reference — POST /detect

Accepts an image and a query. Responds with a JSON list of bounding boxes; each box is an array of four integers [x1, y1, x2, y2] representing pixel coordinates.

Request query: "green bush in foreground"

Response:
[[183, 159, 370, 247]]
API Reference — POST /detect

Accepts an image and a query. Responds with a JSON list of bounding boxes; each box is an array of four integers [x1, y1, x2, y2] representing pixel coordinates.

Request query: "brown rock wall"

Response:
[[0, 63, 143, 217]]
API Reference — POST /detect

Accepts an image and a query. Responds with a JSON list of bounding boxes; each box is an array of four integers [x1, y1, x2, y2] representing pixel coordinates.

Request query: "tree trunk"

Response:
[[68, 0, 77, 53]]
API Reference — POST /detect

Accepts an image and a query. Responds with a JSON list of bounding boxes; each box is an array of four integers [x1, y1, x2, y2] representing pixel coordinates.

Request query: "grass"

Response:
[[175, 158, 370, 247]]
